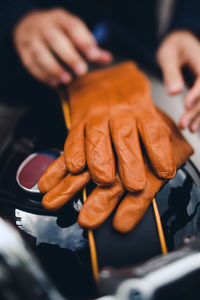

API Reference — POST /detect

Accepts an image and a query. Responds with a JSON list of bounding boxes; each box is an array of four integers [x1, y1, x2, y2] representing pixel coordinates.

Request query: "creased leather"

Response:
[[64, 62, 176, 192], [39, 108, 193, 233], [78, 109, 193, 232], [41, 170, 90, 211]]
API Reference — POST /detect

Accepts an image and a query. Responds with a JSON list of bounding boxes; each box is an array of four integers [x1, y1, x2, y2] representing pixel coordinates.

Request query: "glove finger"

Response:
[[138, 117, 176, 179], [157, 108, 194, 167], [38, 154, 67, 193], [113, 169, 163, 233], [78, 174, 124, 229], [86, 117, 115, 186], [110, 115, 146, 192], [42, 170, 90, 211], [64, 123, 86, 174]]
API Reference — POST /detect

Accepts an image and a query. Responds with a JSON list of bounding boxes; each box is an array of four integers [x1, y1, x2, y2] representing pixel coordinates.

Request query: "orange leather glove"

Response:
[[39, 109, 193, 233], [63, 62, 176, 192]]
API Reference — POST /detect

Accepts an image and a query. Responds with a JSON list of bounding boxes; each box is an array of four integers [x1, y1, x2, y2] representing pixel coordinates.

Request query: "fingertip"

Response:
[[121, 175, 146, 192], [49, 78, 59, 87], [98, 49, 113, 61], [166, 81, 185, 95], [42, 195, 58, 211], [73, 62, 88, 75], [85, 46, 100, 60], [67, 161, 86, 174], [38, 178, 46, 194], [179, 117, 189, 130], [60, 72, 72, 84], [85, 46, 113, 63], [189, 122, 199, 133], [78, 212, 93, 230], [113, 214, 135, 234], [91, 170, 116, 187]]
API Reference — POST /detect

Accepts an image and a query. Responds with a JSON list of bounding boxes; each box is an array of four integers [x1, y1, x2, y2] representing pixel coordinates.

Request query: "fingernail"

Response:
[[86, 47, 113, 62], [74, 62, 88, 75], [60, 73, 71, 84], [167, 82, 184, 94], [49, 79, 59, 87], [99, 49, 113, 60], [86, 46, 101, 59]]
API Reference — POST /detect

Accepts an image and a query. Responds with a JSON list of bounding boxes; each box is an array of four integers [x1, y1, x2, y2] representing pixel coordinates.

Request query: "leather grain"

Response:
[[38, 62, 193, 232], [64, 62, 176, 192]]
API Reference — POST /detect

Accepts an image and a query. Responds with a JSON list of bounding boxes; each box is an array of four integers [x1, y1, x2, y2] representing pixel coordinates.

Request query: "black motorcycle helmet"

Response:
[[0, 97, 199, 299]]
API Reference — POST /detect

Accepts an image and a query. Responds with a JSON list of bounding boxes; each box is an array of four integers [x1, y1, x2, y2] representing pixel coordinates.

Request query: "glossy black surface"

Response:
[[0, 100, 96, 299], [0, 99, 200, 299]]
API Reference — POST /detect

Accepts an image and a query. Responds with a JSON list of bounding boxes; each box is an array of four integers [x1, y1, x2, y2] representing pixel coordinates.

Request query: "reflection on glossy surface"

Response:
[[15, 208, 88, 251], [157, 163, 200, 251]]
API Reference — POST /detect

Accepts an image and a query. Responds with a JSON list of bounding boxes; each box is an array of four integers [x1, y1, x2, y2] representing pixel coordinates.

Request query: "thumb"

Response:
[[157, 47, 185, 95]]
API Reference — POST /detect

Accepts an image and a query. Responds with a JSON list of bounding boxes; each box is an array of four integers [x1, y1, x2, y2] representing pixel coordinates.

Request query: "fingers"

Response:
[[138, 117, 176, 179], [31, 38, 72, 85], [184, 77, 200, 109], [38, 155, 67, 193], [42, 171, 90, 211], [85, 117, 115, 186], [113, 169, 163, 233], [64, 123, 86, 174], [25, 60, 57, 86], [110, 116, 146, 192], [44, 28, 88, 76], [190, 114, 200, 132], [13, 8, 112, 86], [78, 174, 124, 229], [157, 46, 185, 95], [179, 98, 200, 132], [59, 11, 113, 64], [113, 194, 150, 233]]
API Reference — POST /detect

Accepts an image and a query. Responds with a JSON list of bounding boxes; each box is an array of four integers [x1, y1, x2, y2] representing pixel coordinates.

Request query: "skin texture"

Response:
[[39, 108, 193, 233], [13, 8, 113, 86], [64, 62, 176, 191], [157, 30, 200, 133]]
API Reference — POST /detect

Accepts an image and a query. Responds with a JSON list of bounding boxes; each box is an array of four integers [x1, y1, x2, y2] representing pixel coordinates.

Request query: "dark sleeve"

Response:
[[0, 0, 37, 40], [170, 0, 200, 37]]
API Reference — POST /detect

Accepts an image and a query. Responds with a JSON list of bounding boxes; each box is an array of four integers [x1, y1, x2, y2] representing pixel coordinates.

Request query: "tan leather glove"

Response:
[[39, 109, 193, 232], [78, 109, 193, 233], [64, 62, 176, 192]]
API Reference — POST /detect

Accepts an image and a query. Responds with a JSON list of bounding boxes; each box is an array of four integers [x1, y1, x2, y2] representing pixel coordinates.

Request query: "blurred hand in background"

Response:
[[157, 30, 200, 133], [13, 8, 113, 87]]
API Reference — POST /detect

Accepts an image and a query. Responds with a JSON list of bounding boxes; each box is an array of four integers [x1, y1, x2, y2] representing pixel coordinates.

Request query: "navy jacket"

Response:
[[1, 0, 200, 47], [0, 0, 200, 102]]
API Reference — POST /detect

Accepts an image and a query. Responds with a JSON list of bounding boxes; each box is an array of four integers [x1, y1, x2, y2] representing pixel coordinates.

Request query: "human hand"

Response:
[[13, 9, 112, 86], [157, 31, 200, 132]]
